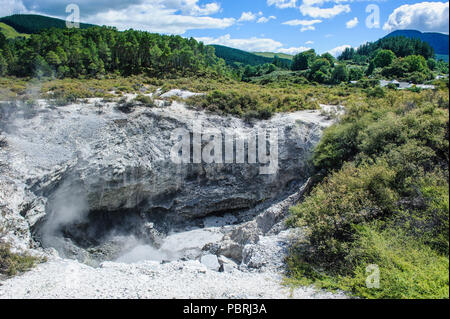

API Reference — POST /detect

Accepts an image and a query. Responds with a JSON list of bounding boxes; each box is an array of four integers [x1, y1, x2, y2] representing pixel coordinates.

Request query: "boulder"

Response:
[[200, 254, 220, 272]]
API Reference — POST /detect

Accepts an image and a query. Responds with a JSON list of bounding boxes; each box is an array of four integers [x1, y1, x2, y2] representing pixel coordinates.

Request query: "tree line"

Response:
[[286, 36, 447, 85], [338, 36, 435, 62], [0, 26, 229, 78]]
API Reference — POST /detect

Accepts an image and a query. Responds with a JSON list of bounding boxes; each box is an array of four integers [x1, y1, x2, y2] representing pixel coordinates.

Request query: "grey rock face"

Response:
[[0, 98, 334, 252]]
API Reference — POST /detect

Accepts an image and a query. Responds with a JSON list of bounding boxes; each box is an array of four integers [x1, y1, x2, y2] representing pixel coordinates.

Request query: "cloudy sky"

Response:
[[1, 0, 449, 56]]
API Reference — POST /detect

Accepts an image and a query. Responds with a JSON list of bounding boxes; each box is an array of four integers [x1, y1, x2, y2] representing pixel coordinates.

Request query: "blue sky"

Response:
[[1, 1, 449, 56]]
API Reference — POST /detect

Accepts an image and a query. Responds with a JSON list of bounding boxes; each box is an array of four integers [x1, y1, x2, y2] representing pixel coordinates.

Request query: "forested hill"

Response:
[[211, 45, 291, 68], [385, 30, 449, 55], [0, 27, 228, 78], [338, 35, 435, 62], [0, 14, 96, 34]]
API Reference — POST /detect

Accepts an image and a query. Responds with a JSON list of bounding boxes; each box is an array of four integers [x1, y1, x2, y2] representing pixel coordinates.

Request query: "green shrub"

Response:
[[289, 160, 398, 272], [135, 94, 155, 108], [0, 242, 44, 277], [287, 224, 449, 299], [366, 87, 385, 98], [288, 86, 449, 299], [373, 50, 396, 68]]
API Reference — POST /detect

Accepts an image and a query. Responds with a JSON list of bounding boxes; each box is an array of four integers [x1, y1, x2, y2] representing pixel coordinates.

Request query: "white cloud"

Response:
[[300, 0, 351, 19], [267, 0, 297, 9], [18, 0, 221, 17], [0, 0, 27, 16], [282, 19, 322, 31], [305, 40, 314, 44], [327, 44, 351, 57], [346, 17, 358, 29], [238, 11, 258, 22], [196, 34, 311, 54], [283, 19, 322, 26], [268, 0, 354, 18], [277, 46, 311, 55], [239, 11, 275, 24], [383, 1, 449, 33], [301, 26, 316, 32], [174, 0, 222, 16], [257, 16, 277, 23], [196, 34, 284, 52], [84, 0, 235, 34]]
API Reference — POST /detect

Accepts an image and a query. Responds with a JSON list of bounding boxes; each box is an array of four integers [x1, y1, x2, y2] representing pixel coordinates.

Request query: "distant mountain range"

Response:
[[384, 30, 449, 56]]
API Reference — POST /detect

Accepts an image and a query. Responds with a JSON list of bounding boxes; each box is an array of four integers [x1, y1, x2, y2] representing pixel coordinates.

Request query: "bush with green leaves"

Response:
[[291, 49, 317, 71], [331, 64, 349, 84], [0, 241, 45, 277], [288, 88, 449, 299], [373, 49, 396, 68]]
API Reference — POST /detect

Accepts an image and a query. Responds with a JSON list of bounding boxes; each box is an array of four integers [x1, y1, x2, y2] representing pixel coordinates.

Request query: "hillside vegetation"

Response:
[[0, 14, 96, 34], [212, 45, 291, 69], [385, 30, 449, 56], [287, 84, 449, 299], [0, 27, 228, 78], [253, 52, 294, 60], [0, 22, 29, 39], [275, 36, 448, 86]]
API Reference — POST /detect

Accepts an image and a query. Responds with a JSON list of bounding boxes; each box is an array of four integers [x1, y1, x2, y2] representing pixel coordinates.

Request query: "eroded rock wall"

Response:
[[0, 98, 335, 251]]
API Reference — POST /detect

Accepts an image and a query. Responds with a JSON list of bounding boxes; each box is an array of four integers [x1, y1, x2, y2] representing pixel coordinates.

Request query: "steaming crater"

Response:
[[1, 98, 337, 270], [33, 203, 244, 267]]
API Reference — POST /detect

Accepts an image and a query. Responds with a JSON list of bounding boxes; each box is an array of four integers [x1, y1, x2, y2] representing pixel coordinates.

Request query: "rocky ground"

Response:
[[0, 258, 348, 299]]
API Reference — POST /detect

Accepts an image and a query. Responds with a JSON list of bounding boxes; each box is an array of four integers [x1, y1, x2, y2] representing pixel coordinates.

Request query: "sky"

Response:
[[1, 0, 449, 56]]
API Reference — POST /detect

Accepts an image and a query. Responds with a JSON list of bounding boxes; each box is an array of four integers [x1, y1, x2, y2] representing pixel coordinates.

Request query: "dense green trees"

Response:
[[290, 49, 353, 85], [320, 52, 335, 67], [331, 64, 349, 84], [381, 55, 433, 83], [0, 27, 229, 78], [309, 58, 331, 83], [355, 36, 435, 60], [291, 49, 316, 71], [339, 36, 435, 63], [373, 49, 396, 68], [336, 36, 440, 84], [242, 63, 279, 81], [0, 33, 8, 76]]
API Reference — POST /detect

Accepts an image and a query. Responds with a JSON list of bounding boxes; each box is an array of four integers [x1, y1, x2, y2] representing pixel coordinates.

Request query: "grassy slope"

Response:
[[253, 52, 294, 60], [0, 22, 29, 39]]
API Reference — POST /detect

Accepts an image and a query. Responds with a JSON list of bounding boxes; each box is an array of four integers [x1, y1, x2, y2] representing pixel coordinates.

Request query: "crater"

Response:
[[32, 196, 244, 267]]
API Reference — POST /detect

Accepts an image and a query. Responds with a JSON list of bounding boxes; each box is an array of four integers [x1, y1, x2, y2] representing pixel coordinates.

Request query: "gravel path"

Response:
[[0, 258, 347, 299]]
